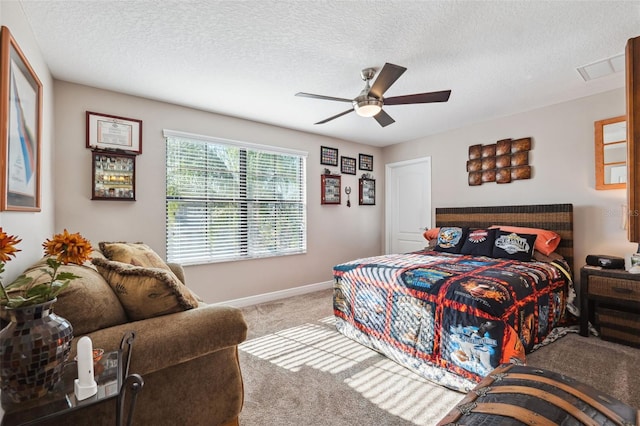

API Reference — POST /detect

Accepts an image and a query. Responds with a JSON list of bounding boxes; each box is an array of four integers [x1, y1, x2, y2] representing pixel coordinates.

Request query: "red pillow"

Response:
[[423, 228, 440, 241], [489, 225, 560, 256]]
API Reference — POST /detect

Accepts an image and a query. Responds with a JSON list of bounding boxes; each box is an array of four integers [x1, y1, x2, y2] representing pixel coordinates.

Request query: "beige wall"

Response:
[[0, 2, 56, 281], [3, 0, 633, 301], [382, 87, 636, 282], [53, 81, 383, 303]]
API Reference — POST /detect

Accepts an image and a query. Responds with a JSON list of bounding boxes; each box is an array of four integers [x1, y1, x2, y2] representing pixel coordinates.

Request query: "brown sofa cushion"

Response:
[[99, 242, 204, 302], [92, 257, 199, 321], [18, 255, 128, 336], [99, 242, 172, 271]]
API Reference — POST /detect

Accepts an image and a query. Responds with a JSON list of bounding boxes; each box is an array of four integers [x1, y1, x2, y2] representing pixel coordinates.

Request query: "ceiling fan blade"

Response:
[[295, 92, 353, 103], [384, 90, 452, 105], [369, 63, 407, 98], [373, 109, 395, 127], [315, 108, 354, 124]]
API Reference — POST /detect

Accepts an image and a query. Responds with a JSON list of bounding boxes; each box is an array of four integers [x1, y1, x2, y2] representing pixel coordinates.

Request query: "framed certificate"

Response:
[[86, 111, 142, 154]]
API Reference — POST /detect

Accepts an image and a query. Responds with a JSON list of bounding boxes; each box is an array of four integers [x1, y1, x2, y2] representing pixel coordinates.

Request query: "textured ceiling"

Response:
[[17, 0, 640, 147]]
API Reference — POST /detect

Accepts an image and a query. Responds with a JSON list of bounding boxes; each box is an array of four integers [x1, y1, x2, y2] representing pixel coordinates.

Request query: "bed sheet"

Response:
[[333, 250, 575, 392]]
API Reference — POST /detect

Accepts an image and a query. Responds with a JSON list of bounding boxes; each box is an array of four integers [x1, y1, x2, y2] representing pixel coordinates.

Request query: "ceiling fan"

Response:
[[295, 63, 451, 127]]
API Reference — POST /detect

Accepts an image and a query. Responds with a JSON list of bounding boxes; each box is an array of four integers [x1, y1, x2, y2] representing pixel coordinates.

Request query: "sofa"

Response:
[[11, 243, 248, 426]]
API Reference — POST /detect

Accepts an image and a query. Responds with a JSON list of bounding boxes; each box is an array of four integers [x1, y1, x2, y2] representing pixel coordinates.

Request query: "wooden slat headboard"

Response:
[[435, 203, 574, 271]]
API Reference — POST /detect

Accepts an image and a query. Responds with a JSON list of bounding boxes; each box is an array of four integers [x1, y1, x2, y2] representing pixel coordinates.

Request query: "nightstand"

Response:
[[0, 332, 143, 426], [580, 266, 640, 347]]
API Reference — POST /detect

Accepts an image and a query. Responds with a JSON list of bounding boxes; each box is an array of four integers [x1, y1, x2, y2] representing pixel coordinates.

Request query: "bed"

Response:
[[333, 204, 576, 392]]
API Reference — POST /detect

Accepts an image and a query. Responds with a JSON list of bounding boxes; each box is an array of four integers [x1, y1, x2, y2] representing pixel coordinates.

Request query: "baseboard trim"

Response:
[[219, 280, 333, 308]]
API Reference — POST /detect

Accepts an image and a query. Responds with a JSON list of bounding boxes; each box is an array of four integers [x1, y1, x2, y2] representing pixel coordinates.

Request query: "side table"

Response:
[[580, 266, 640, 347], [0, 332, 144, 426]]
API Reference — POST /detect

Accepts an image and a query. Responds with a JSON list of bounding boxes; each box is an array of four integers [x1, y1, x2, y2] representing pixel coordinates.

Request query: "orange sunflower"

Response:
[[0, 228, 21, 263], [42, 229, 92, 265]]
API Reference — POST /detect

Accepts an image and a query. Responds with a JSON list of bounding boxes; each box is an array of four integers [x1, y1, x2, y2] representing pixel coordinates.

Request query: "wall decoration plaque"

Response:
[[495, 155, 511, 169], [359, 178, 375, 205], [92, 150, 136, 200], [467, 137, 532, 186], [358, 153, 373, 171], [321, 174, 341, 204], [320, 146, 338, 166], [341, 156, 356, 175], [469, 145, 482, 159], [467, 159, 482, 172], [496, 139, 512, 155]]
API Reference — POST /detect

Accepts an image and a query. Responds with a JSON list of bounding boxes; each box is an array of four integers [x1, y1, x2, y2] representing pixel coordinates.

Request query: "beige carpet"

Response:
[[238, 289, 640, 425]]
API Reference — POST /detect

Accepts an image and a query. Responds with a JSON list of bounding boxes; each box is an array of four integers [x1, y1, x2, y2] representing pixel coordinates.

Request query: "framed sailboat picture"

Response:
[[0, 26, 42, 211]]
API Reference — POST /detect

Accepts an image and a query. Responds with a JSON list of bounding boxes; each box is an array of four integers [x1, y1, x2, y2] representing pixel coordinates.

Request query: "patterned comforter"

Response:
[[333, 250, 574, 392]]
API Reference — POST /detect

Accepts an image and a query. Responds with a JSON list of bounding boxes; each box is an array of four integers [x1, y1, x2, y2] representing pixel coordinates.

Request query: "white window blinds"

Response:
[[165, 130, 307, 265]]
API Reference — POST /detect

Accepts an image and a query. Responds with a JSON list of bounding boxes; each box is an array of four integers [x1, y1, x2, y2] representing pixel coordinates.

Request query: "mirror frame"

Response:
[[627, 35, 640, 242], [595, 115, 626, 190]]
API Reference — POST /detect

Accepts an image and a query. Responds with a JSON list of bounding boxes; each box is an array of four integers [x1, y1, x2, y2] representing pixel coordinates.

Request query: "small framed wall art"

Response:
[[92, 150, 136, 200], [321, 174, 341, 205], [0, 26, 42, 211], [320, 146, 338, 166], [359, 178, 375, 205], [359, 154, 373, 171], [341, 156, 356, 175], [86, 111, 143, 154]]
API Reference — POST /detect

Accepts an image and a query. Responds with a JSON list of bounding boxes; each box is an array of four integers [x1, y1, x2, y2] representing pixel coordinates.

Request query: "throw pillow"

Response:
[[489, 226, 561, 256], [460, 228, 497, 256], [2, 255, 128, 335], [92, 257, 199, 321], [492, 231, 536, 261], [100, 242, 205, 303], [433, 227, 468, 254], [99, 242, 172, 271], [422, 228, 440, 241]]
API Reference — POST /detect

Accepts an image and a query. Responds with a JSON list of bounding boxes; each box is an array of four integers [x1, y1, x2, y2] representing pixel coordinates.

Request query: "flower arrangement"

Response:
[[0, 228, 93, 308]]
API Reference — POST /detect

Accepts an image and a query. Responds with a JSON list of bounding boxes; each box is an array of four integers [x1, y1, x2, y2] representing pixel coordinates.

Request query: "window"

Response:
[[164, 130, 307, 265]]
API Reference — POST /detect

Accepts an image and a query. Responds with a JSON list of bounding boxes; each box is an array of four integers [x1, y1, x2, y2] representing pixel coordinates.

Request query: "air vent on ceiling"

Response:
[[577, 53, 625, 81]]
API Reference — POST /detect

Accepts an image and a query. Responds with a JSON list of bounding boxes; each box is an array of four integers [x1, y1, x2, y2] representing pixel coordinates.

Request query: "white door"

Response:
[[385, 157, 432, 254]]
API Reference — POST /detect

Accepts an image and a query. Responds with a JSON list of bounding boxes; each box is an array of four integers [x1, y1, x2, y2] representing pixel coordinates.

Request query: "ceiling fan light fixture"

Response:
[[297, 62, 451, 126], [354, 99, 382, 117]]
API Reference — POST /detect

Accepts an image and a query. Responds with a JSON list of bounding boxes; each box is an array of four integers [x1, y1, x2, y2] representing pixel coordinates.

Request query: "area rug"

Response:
[[238, 289, 640, 425]]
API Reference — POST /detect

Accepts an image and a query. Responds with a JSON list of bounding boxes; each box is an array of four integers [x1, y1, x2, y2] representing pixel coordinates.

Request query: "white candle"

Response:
[[74, 336, 97, 400], [77, 336, 94, 386]]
